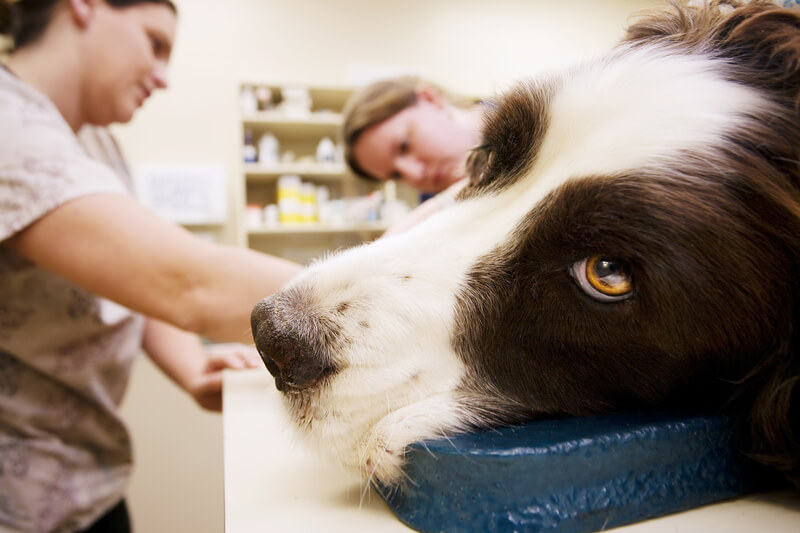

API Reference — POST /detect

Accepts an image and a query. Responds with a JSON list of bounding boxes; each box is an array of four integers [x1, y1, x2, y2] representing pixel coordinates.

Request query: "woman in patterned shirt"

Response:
[[0, 1, 302, 531]]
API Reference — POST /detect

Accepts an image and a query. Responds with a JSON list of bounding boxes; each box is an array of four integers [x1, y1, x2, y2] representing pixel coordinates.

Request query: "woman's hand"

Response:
[[188, 344, 260, 411], [143, 318, 262, 412]]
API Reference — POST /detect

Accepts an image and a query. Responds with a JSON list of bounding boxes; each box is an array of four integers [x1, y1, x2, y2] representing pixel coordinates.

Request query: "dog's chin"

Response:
[[282, 386, 398, 480], [280, 387, 317, 423], [280, 346, 472, 484]]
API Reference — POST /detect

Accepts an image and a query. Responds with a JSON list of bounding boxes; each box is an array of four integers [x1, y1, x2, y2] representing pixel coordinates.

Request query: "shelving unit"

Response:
[[243, 162, 346, 180], [236, 83, 412, 264], [247, 222, 390, 236]]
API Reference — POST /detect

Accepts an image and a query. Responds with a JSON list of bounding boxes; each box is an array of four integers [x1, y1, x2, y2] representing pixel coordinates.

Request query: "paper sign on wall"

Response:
[[134, 164, 228, 225]]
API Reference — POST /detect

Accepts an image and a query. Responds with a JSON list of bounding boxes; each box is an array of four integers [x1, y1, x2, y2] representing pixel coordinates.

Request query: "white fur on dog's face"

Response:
[[252, 42, 772, 485]]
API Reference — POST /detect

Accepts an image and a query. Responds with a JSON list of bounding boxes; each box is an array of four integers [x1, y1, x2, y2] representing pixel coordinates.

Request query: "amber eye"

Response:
[[570, 256, 633, 302]]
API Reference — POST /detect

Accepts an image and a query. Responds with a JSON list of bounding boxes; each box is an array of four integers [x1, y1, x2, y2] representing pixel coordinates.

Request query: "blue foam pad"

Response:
[[379, 413, 780, 533]]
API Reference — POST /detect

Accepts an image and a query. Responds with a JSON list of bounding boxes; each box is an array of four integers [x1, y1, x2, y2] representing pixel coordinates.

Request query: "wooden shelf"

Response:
[[243, 162, 346, 180], [238, 84, 397, 258], [241, 112, 342, 138], [247, 222, 388, 235]]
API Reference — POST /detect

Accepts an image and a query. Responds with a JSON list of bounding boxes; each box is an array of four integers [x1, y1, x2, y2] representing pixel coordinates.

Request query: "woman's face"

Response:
[[353, 92, 477, 194], [82, 2, 176, 125]]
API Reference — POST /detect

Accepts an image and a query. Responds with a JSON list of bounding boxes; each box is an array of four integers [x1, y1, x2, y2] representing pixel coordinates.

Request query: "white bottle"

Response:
[[263, 204, 279, 227], [316, 137, 336, 164], [277, 175, 301, 224], [258, 133, 279, 166], [255, 86, 273, 111], [243, 130, 257, 163], [239, 85, 258, 115], [300, 182, 317, 223], [245, 203, 263, 229], [315, 185, 330, 225]]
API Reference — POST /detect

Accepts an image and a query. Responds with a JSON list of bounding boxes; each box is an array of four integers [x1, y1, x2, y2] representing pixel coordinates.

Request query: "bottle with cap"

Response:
[[258, 133, 279, 166], [277, 175, 301, 224], [300, 182, 317, 223], [239, 85, 257, 115], [255, 86, 273, 111], [316, 137, 336, 164], [243, 130, 257, 163], [245, 203, 263, 229], [263, 204, 279, 227], [315, 185, 330, 225]]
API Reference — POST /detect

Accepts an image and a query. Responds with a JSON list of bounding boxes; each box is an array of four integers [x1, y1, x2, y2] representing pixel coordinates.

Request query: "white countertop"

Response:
[[223, 369, 800, 533]]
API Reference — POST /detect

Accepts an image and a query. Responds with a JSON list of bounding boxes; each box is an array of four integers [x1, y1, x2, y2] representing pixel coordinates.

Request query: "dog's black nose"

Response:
[[250, 297, 336, 391]]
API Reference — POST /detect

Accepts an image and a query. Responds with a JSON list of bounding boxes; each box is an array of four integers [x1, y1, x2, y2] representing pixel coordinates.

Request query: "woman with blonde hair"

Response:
[[343, 76, 484, 195], [342, 76, 487, 234], [0, 1, 301, 530]]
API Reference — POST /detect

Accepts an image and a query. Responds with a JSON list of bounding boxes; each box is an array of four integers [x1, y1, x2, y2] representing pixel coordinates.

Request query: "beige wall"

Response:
[[113, 0, 658, 243], [118, 0, 660, 531]]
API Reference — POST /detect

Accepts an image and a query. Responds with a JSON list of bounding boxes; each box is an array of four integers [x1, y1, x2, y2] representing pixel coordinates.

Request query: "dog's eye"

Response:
[[570, 256, 632, 302]]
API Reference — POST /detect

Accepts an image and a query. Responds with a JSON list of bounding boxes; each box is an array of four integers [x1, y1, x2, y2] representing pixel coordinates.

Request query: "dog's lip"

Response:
[[259, 349, 333, 393], [260, 351, 279, 375], [259, 352, 286, 391]]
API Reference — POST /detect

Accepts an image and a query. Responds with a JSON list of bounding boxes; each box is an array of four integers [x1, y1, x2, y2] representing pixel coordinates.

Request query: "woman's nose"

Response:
[[395, 156, 424, 185], [151, 62, 169, 90]]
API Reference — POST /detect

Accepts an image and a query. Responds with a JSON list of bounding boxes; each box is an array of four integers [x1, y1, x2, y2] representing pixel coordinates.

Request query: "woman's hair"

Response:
[[1, 0, 176, 51], [342, 76, 422, 181], [342, 76, 474, 182]]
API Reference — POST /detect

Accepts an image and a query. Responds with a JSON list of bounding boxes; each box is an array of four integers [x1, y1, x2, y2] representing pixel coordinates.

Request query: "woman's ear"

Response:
[[416, 85, 446, 108], [68, 0, 98, 28]]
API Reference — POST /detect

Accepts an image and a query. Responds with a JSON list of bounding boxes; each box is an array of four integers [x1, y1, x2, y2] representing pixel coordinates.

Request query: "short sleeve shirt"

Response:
[[0, 66, 145, 532]]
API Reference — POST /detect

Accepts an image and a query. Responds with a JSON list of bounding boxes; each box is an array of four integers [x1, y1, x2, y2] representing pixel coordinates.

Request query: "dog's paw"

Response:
[[355, 393, 469, 486], [360, 424, 407, 485]]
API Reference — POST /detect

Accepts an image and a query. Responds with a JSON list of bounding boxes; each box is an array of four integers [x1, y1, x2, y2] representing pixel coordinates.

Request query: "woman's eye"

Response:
[[570, 256, 633, 302], [150, 36, 163, 55]]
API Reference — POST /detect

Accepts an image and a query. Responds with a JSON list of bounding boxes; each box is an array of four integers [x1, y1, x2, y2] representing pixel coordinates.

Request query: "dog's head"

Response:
[[252, 0, 800, 486]]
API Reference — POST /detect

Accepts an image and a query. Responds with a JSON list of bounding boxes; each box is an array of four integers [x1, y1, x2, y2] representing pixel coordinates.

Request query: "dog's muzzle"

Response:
[[250, 297, 336, 392]]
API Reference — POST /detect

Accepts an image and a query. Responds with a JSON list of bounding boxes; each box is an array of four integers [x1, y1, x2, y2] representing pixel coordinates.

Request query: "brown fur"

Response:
[[454, 0, 800, 486]]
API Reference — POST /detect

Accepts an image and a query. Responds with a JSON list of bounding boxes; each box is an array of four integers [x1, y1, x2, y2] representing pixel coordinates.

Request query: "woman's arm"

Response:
[[142, 318, 259, 411], [6, 192, 303, 343]]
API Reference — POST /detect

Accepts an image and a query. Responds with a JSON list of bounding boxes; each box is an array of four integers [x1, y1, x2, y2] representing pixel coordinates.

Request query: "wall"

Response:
[[118, 0, 660, 531], [113, 0, 658, 243]]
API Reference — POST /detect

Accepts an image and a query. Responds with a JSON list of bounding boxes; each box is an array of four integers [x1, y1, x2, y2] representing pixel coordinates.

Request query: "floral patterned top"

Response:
[[0, 66, 144, 532]]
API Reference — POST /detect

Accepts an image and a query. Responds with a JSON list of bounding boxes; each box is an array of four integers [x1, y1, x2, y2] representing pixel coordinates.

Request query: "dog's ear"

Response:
[[714, 1, 800, 110], [742, 289, 800, 487], [735, 179, 800, 487], [625, 1, 800, 109], [464, 145, 491, 187]]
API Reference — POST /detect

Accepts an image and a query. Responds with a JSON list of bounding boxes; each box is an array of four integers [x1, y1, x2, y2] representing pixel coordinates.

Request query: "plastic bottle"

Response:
[[255, 86, 273, 111], [239, 85, 257, 115], [277, 175, 301, 224], [316, 185, 331, 225], [263, 204, 279, 227], [300, 182, 317, 223], [316, 137, 336, 164], [245, 203, 263, 228], [243, 130, 257, 163], [258, 133, 279, 166]]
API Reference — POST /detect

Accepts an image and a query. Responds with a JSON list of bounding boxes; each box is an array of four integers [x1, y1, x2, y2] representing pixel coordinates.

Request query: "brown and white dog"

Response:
[[252, 0, 800, 488]]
